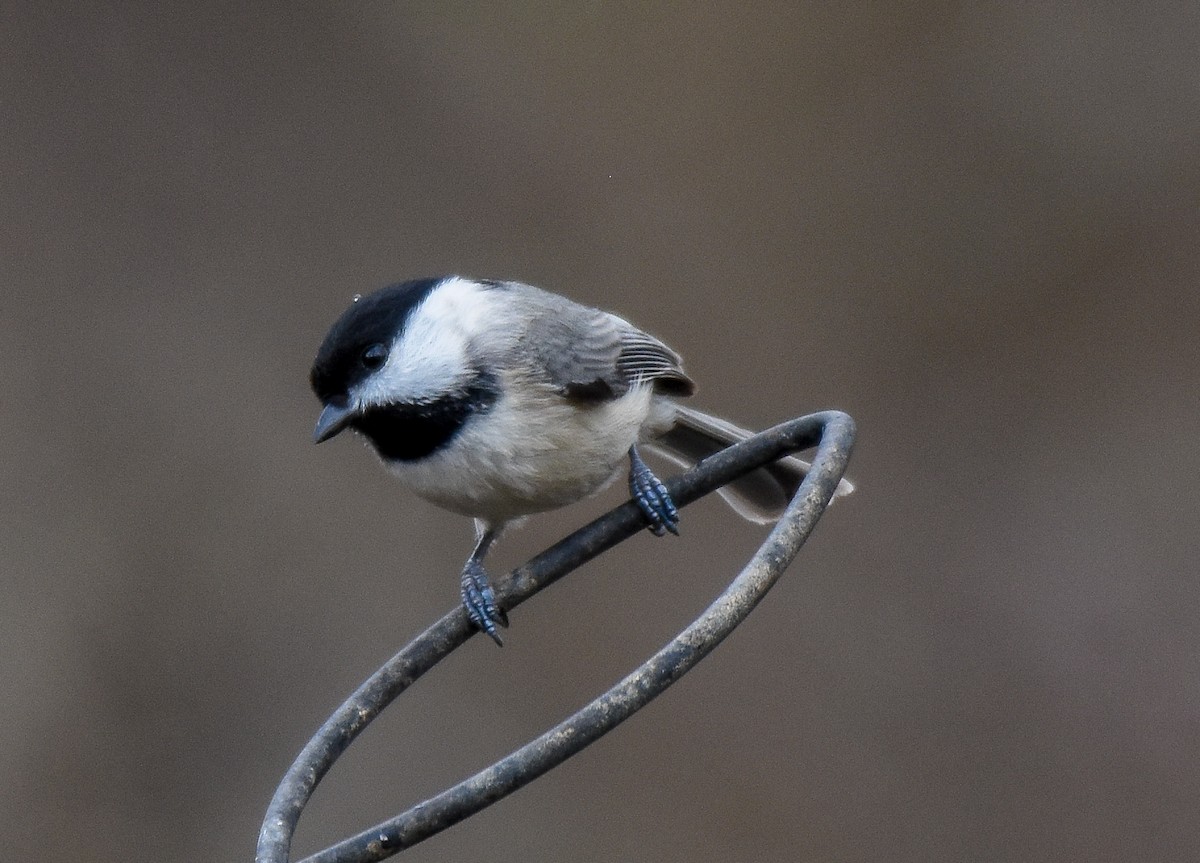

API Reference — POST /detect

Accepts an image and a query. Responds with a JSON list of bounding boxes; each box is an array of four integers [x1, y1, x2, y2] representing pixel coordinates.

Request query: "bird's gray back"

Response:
[[496, 281, 694, 401]]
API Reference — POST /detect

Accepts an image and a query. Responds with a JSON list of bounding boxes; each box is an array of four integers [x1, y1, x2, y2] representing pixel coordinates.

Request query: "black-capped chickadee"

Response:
[[311, 276, 852, 644]]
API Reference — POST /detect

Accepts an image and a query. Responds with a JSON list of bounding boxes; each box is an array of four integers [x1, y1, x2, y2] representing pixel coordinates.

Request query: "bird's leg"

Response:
[[461, 521, 509, 646], [628, 443, 679, 537]]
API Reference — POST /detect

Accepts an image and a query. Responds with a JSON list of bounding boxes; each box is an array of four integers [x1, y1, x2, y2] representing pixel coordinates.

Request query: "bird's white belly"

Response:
[[387, 384, 663, 524]]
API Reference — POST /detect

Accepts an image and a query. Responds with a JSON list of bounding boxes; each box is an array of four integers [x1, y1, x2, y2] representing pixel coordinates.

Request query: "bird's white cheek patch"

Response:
[[354, 277, 498, 406]]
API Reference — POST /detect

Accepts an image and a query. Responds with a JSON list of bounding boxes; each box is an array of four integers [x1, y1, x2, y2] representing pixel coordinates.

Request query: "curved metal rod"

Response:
[[257, 411, 856, 863]]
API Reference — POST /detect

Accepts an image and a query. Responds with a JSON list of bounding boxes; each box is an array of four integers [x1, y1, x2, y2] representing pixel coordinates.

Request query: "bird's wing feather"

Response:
[[510, 283, 694, 401], [613, 325, 695, 397]]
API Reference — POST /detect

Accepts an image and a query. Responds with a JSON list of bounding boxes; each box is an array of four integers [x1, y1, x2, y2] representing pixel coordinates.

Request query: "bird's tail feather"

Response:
[[645, 405, 854, 524]]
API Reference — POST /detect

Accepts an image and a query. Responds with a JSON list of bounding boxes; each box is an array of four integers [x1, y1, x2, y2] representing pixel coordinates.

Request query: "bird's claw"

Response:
[[628, 448, 679, 537], [461, 560, 508, 646]]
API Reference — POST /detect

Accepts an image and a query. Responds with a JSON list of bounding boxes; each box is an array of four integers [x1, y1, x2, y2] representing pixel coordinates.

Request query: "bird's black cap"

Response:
[[309, 277, 444, 403]]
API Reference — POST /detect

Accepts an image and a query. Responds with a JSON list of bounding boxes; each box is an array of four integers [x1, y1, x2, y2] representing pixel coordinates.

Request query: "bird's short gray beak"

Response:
[[314, 401, 354, 443]]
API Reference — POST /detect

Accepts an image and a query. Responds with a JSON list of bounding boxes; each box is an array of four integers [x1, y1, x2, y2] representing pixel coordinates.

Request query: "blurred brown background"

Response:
[[4, 3, 1198, 861]]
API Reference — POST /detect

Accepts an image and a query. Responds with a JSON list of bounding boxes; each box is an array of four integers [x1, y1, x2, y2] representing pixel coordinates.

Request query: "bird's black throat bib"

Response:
[[351, 374, 499, 462]]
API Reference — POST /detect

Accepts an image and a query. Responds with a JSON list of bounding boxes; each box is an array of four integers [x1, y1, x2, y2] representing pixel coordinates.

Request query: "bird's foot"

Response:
[[461, 559, 509, 646], [628, 445, 679, 537]]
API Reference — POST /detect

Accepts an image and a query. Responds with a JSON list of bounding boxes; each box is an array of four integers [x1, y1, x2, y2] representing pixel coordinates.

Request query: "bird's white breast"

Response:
[[386, 379, 665, 524]]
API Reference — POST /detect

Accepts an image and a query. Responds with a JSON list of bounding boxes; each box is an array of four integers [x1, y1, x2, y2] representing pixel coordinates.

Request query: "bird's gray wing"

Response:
[[613, 325, 695, 397], [510, 284, 694, 401]]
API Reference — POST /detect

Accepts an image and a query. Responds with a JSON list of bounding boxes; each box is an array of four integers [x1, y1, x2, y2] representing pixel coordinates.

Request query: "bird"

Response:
[[310, 276, 852, 644]]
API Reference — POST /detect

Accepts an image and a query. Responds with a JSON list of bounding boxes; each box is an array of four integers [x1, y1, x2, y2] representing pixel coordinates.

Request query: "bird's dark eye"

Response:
[[361, 343, 388, 370]]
